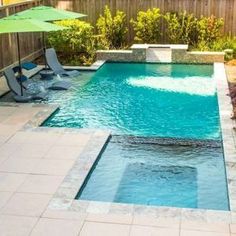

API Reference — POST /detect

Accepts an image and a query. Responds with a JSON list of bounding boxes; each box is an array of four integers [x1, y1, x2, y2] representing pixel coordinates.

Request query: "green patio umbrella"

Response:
[[12, 5, 86, 22], [0, 17, 66, 95], [11, 6, 87, 69]]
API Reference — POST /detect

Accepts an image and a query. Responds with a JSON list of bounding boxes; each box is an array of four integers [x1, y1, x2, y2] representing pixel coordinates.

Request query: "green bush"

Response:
[[211, 37, 236, 59], [164, 11, 198, 45], [131, 8, 162, 43], [196, 15, 224, 50], [45, 8, 231, 66], [96, 5, 128, 49], [47, 19, 95, 65]]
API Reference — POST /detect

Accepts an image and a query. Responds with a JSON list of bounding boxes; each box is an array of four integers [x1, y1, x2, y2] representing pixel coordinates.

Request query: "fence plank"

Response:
[[1, 0, 236, 70], [44, 0, 236, 41]]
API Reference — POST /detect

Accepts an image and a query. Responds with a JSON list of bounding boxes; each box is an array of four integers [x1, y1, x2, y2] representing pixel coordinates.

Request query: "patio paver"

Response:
[[0, 192, 13, 210], [44, 145, 84, 160], [181, 220, 230, 233], [30, 218, 84, 236], [79, 221, 130, 236], [129, 225, 179, 236], [17, 175, 64, 194], [0, 215, 38, 236], [31, 159, 75, 176], [180, 230, 230, 236], [0, 157, 41, 174], [86, 212, 133, 224], [0, 173, 27, 191], [1, 192, 52, 217]]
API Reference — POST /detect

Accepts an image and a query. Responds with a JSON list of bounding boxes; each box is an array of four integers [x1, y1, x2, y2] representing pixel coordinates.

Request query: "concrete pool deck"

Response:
[[0, 65, 236, 235]]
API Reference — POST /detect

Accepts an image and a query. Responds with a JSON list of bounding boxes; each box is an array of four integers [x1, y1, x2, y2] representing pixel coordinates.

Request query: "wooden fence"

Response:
[[46, 0, 236, 42], [1, 0, 236, 70], [0, 0, 43, 71]]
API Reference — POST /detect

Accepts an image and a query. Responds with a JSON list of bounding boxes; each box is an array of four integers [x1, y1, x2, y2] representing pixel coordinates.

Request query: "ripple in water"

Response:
[[127, 76, 216, 96]]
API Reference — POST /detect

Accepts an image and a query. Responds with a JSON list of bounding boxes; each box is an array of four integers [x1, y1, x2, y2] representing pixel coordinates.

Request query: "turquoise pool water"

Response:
[[77, 136, 229, 210], [43, 63, 229, 210], [44, 63, 219, 139]]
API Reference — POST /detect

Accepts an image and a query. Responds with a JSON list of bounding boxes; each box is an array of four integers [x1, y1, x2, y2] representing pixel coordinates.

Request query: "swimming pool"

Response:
[[44, 63, 219, 140], [43, 63, 229, 210]]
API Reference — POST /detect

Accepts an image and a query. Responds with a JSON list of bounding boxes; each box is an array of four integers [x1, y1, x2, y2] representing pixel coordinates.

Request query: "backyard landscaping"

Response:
[[46, 6, 236, 66], [0, 2, 236, 236]]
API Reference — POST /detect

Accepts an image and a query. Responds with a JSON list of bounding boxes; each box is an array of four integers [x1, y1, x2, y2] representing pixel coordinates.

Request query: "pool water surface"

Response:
[[44, 63, 219, 140], [77, 136, 229, 210]]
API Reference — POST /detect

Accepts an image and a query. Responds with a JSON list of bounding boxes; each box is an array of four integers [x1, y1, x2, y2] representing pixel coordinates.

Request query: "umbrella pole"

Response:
[[42, 32, 47, 70], [16, 33, 23, 96]]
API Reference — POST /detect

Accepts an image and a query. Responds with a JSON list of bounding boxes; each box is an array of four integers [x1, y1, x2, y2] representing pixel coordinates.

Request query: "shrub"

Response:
[[196, 15, 224, 50], [131, 8, 162, 43], [47, 19, 95, 65], [164, 11, 198, 45], [96, 5, 128, 49], [211, 37, 236, 60]]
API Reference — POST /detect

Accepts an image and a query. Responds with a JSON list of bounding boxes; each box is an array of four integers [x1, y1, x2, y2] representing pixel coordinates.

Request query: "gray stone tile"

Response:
[[109, 202, 134, 215], [70, 200, 90, 213], [48, 198, 73, 211]]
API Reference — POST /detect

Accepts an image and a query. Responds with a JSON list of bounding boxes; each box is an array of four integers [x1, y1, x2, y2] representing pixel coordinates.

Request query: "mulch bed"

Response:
[[228, 83, 236, 119]]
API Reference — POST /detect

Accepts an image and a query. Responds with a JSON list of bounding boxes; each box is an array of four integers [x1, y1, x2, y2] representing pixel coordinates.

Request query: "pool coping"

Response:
[[215, 63, 236, 212], [43, 62, 236, 224]]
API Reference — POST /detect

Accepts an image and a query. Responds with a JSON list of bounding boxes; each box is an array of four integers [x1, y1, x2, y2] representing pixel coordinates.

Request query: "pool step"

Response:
[[112, 135, 222, 148]]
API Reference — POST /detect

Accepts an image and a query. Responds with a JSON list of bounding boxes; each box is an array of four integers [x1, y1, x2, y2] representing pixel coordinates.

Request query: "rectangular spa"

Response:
[[76, 136, 228, 210], [43, 63, 229, 210]]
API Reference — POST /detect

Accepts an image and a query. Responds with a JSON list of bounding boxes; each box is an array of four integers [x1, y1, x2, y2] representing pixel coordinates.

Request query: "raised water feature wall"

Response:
[[96, 44, 225, 64]]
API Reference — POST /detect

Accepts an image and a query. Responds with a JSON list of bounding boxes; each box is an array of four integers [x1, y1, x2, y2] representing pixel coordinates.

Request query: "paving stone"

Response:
[[86, 212, 133, 224], [80, 221, 130, 236], [0, 191, 13, 210], [2, 192, 51, 217], [133, 215, 180, 228], [44, 145, 84, 160], [181, 220, 230, 233], [31, 159, 75, 176], [130, 225, 179, 236], [0, 173, 27, 191], [17, 175, 64, 194], [0, 157, 40, 174], [43, 209, 87, 220], [0, 215, 37, 236], [31, 218, 83, 236], [180, 229, 230, 236]]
